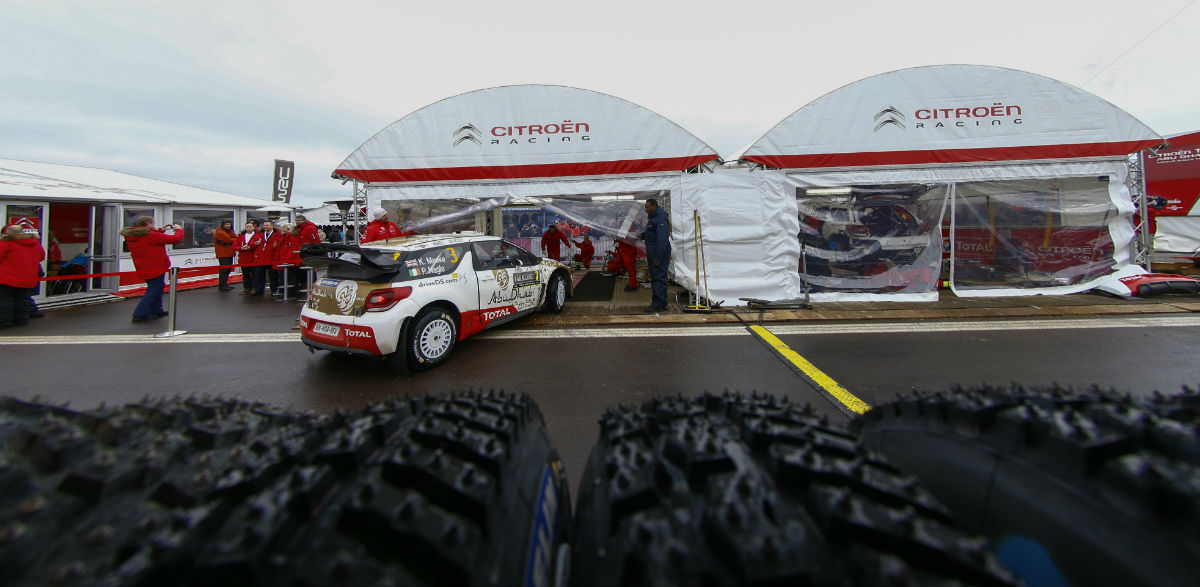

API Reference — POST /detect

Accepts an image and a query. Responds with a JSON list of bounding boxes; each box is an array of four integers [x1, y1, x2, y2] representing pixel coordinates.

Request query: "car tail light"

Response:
[[363, 286, 412, 312], [847, 224, 870, 237]]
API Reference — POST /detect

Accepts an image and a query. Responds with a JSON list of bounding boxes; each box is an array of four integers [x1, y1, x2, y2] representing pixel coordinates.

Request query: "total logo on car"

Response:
[[297, 233, 572, 372]]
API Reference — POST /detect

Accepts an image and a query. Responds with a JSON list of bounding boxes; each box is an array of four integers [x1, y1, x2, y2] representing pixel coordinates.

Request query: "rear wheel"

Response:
[[543, 273, 567, 315], [405, 308, 457, 371]]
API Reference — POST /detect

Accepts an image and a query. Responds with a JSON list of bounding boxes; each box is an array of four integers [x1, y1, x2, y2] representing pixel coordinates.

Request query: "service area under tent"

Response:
[[330, 84, 723, 292], [731, 64, 1163, 301]]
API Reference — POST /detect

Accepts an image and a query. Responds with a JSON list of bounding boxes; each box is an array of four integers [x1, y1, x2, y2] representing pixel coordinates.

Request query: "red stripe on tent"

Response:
[[742, 140, 1163, 169], [335, 155, 719, 183]]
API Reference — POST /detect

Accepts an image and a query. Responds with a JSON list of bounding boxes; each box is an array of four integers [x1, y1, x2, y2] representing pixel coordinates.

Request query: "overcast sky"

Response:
[[2, 0, 1197, 209]]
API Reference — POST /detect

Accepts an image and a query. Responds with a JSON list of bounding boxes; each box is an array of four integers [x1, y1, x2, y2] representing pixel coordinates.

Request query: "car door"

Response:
[[472, 240, 542, 328]]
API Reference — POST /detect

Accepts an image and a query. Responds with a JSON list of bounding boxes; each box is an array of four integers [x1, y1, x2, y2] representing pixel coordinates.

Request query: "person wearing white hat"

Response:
[[362, 207, 405, 243]]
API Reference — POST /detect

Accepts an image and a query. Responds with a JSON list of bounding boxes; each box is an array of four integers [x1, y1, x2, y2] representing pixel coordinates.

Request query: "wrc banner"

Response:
[[334, 85, 718, 183], [273, 159, 294, 203], [741, 65, 1162, 169]]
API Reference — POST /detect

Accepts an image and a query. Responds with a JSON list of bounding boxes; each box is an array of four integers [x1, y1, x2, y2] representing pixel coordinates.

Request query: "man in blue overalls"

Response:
[[639, 198, 671, 313]]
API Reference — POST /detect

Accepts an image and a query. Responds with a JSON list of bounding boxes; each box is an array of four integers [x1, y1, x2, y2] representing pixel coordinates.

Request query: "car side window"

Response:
[[474, 240, 529, 270], [501, 239, 540, 266], [404, 245, 467, 278]]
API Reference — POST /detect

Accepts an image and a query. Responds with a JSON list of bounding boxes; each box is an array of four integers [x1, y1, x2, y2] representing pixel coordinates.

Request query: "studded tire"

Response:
[[852, 384, 1200, 586], [0, 392, 570, 586], [570, 393, 1017, 586]]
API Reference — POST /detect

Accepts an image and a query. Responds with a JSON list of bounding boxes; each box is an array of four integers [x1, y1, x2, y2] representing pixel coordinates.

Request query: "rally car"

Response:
[[298, 233, 572, 372]]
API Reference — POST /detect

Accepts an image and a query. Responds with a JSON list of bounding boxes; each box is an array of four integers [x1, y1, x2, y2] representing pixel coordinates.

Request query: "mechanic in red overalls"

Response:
[[540, 225, 572, 263], [572, 235, 595, 269], [613, 239, 638, 292]]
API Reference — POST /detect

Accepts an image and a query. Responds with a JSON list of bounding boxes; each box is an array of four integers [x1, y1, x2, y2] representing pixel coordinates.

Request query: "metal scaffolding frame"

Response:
[[1129, 152, 1152, 271], [350, 179, 367, 244]]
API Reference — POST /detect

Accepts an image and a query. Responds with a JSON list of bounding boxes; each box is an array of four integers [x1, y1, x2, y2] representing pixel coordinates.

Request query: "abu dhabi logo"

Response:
[[873, 106, 906, 132], [452, 123, 482, 147]]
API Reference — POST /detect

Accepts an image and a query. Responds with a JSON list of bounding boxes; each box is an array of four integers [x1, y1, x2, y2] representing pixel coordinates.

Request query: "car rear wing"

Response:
[[300, 243, 404, 283]]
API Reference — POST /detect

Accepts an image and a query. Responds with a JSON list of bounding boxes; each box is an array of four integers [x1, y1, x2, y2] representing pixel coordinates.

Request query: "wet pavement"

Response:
[[4, 276, 1200, 492]]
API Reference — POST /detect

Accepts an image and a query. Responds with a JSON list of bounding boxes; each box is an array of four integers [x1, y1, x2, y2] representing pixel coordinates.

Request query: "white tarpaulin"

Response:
[[1153, 217, 1200, 253], [335, 85, 717, 184], [673, 167, 804, 303]]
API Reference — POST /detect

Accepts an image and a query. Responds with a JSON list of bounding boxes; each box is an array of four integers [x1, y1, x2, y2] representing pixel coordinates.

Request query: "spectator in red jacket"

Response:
[[540, 225, 572, 263], [296, 214, 321, 246], [274, 222, 304, 296], [0, 225, 46, 328], [235, 220, 262, 294], [213, 220, 238, 291], [572, 235, 595, 269], [120, 216, 184, 322], [258, 220, 284, 296], [362, 208, 404, 243]]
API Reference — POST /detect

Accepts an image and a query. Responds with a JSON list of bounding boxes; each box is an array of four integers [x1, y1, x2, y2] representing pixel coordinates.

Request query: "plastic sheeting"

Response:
[[369, 177, 674, 265], [950, 177, 1120, 291], [795, 182, 948, 300], [786, 160, 1136, 299], [674, 168, 804, 304]]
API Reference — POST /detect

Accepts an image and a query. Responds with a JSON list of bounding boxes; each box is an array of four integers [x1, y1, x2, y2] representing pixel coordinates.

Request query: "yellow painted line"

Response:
[[748, 325, 871, 415]]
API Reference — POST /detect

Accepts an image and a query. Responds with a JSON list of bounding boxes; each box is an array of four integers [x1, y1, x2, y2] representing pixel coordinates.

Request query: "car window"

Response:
[[402, 245, 468, 278], [473, 240, 528, 270]]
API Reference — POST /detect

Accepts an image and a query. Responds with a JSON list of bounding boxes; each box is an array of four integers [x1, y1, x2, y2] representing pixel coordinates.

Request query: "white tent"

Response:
[[332, 84, 721, 284], [726, 65, 1163, 301]]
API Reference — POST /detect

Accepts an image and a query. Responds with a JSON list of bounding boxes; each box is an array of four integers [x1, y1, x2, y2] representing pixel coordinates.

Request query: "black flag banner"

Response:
[[273, 159, 295, 202]]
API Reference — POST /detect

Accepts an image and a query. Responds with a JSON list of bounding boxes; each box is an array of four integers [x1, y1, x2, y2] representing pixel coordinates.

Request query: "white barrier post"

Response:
[[155, 267, 187, 338], [278, 265, 292, 301]]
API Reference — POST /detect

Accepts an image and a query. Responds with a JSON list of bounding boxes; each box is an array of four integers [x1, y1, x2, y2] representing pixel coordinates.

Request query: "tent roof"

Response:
[[0, 158, 284, 208], [334, 84, 719, 183], [742, 65, 1163, 169]]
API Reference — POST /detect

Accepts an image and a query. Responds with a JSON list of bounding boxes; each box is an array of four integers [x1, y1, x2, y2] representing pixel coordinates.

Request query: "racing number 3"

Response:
[[446, 247, 459, 263]]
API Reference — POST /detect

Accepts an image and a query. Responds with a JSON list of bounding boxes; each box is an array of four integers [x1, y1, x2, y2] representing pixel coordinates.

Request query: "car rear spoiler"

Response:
[[300, 243, 404, 283]]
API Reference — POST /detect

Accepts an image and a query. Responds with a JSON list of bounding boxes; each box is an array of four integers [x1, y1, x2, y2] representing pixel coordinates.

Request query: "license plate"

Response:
[[312, 322, 341, 337]]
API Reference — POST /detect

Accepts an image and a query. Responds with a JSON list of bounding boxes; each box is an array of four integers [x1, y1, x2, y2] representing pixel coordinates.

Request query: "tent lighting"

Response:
[[805, 187, 853, 195], [592, 195, 636, 201]]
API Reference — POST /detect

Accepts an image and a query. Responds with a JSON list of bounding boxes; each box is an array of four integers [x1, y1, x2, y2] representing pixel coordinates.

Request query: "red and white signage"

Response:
[[1145, 130, 1200, 218], [335, 85, 718, 183], [742, 65, 1162, 169]]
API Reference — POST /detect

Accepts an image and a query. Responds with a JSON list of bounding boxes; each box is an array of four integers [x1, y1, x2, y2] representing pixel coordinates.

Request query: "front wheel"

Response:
[[401, 307, 457, 371], [543, 273, 567, 314]]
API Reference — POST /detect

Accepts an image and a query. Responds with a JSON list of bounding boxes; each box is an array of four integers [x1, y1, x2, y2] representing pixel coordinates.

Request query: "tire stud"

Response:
[[635, 524, 653, 544], [397, 501, 416, 523], [761, 536, 781, 561], [443, 525, 461, 547]]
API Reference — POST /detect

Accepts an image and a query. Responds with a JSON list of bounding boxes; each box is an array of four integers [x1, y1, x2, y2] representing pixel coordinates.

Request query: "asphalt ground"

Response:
[[4, 282, 1200, 492]]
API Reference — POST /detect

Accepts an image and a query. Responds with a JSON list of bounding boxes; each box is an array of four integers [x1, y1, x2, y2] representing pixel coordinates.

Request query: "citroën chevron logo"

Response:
[[452, 124, 483, 147], [873, 106, 906, 132]]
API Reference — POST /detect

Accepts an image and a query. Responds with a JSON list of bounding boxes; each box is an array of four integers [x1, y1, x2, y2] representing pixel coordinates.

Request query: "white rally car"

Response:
[[298, 233, 572, 372]]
